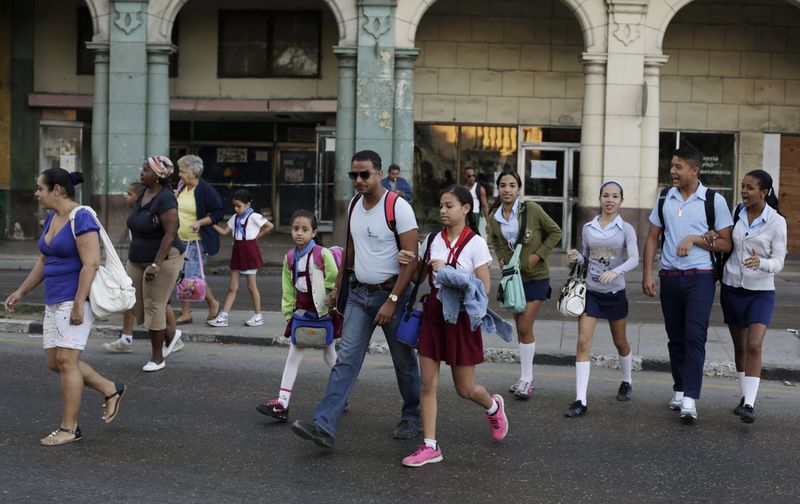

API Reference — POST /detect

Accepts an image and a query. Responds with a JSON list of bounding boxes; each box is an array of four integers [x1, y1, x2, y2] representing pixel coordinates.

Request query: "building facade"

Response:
[[1, 0, 798, 250]]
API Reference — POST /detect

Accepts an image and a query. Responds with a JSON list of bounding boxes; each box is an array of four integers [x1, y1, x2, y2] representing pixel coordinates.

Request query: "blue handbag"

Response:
[[290, 310, 334, 348], [395, 233, 436, 348]]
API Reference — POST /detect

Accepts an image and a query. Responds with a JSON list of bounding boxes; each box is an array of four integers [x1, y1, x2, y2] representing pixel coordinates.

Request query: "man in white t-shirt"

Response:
[[291, 150, 421, 448]]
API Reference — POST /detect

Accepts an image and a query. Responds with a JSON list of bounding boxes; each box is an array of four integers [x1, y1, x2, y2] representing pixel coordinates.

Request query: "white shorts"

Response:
[[239, 269, 257, 275], [43, 301, 94, 351]]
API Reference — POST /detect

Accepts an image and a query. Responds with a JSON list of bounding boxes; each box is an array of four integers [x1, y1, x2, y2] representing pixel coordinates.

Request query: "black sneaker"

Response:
[[740, 405, 755, 424], [256, 399, 288, 422], [291, 420, 334, 448], [616, 381, 632, 401], [733, 397, 745, 416], [564, 400, 588, 418], [393, 419, 421, 439]]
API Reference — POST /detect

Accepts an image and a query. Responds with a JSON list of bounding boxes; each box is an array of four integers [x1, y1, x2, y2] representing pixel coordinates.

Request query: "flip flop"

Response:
[[103, 383, 127, 424], [176, 317, 193, 325]]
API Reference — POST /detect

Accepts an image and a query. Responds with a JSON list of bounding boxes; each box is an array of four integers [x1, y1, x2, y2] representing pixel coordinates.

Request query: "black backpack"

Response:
[[656, 186, 726, 281]]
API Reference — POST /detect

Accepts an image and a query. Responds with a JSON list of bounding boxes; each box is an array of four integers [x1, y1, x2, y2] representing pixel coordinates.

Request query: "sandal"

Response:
[[102, 383, 127, 424], [176, 317, 193, 325], [41, 426, 82, 446]]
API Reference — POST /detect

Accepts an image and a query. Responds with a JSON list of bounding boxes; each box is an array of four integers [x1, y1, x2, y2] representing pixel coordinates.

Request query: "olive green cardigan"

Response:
[[487, 200, 563, 281]]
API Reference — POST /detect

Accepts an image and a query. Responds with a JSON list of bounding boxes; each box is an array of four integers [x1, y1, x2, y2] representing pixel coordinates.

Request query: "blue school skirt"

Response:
[[523, 278, 551, 302], [720, 284, 776, 327], [585, 289, 629, 321]]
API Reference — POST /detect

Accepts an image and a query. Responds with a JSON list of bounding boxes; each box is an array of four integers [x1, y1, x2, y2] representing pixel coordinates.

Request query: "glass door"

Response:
[[518, 143, 579, 250], [315, 127, 335, 231]]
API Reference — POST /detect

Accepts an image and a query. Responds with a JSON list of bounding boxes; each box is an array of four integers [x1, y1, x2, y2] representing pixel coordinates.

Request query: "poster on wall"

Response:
[[531, 160, 557, 179], [217, 147, 248, 163]]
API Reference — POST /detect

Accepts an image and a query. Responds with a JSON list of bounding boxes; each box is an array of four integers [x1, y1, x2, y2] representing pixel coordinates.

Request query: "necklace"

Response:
[[677, 207, 682, 217]]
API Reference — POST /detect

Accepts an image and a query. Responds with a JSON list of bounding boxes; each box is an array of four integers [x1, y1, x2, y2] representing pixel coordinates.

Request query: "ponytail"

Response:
[[745, 169, 781, 214]]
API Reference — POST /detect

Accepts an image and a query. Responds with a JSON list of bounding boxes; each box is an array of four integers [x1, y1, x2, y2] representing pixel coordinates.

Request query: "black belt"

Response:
[[659, 269, 714, 277], [358, 276, 398, 293]]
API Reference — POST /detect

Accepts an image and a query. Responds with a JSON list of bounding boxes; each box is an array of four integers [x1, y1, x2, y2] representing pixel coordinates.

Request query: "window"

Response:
[[218, 10, 321, 78], [76, 8, 179, 76]]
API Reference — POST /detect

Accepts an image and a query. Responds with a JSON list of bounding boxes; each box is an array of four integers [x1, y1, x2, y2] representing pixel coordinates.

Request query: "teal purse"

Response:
[[497, 202, 528, 314]]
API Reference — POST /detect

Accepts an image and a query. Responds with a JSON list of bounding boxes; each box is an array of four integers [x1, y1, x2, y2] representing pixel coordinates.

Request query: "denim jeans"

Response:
[[313, 284, 420, 437]]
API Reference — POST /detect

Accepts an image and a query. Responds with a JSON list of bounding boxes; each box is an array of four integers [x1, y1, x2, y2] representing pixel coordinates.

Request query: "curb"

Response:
[[10, 318, 800, 383]]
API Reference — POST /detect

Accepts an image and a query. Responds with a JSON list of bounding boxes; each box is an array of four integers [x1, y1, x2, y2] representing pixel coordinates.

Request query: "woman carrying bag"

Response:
[[487, 170, 562, 400], [565, 180, 639, 418]]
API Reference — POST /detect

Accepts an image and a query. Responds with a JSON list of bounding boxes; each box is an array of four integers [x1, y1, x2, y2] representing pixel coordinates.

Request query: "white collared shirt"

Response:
[[493, 199, 521, 246], [722, 204, 787, 291]]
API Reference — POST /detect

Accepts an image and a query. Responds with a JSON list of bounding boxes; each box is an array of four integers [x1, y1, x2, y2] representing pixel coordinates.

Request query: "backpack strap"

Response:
[[515, 201, 528, 248], [383, 190, 401, 250], [344, 194, 362, 270], [704, 188, 724, 280], [311, 245, 325, 272], [656, 186, 671, 248], [732, 202, 744, 227]]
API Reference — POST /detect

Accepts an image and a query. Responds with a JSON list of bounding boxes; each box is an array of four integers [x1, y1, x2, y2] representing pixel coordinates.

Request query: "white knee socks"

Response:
[[575, 361, 590, 406], [619, 353, 632, 384], [744, 376, 760, 407], [279, 345, 305, 407], [519, 342, 536, 382]]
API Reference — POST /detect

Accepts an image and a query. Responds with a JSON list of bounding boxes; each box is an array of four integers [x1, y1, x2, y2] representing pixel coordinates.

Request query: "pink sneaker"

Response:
[[487, 394, 508, 441], [402, 444, 443, 467]]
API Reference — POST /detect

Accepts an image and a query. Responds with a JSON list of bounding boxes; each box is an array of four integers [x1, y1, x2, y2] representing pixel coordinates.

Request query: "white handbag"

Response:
[[69, 206, 137, 318], [557, 260, 588, 317]]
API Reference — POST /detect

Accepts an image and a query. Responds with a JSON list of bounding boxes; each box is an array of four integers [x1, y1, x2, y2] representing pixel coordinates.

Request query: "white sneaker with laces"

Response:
[[207, 313, 229, 327], [245, 314, 264, 327], [103, 337, 133, 353], [669, 392, 683, 411]]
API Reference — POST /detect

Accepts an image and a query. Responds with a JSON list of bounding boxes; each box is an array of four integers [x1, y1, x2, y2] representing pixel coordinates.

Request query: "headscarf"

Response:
[[146, 155, 174, 179]]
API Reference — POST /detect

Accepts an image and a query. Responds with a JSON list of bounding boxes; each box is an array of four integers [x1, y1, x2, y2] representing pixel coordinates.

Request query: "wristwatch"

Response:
[[388, 293, 399, 303]]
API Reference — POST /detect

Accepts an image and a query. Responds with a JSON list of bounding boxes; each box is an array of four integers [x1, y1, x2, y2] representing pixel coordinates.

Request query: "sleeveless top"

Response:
[[467, 183, 480, 214]]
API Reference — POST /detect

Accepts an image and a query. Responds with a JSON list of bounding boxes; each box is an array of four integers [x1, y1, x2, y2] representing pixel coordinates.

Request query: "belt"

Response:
[[358, 275, 398, 293], [659, 269, 714, 277]]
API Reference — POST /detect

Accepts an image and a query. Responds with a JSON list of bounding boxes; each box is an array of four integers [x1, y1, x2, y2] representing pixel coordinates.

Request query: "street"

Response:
[[1, 333, 799, 503]]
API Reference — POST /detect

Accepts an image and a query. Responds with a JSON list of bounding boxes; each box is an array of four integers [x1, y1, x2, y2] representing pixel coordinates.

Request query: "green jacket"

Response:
[[487, 200, 563, 281], [281, 247, 338, 320]]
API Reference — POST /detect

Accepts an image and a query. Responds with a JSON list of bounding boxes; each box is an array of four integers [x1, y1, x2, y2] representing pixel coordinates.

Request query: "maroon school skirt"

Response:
[[230, 239, 263, 271], [417, 288, 484, 366]]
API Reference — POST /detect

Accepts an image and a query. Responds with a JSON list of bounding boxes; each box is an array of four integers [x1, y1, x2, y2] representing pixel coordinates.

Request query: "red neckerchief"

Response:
[[440, 226, 474, 267]]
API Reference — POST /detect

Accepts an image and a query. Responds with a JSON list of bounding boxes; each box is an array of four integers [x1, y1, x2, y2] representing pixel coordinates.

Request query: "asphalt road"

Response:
[[1, 268, 799, 328], [1, 334, 799, 503]]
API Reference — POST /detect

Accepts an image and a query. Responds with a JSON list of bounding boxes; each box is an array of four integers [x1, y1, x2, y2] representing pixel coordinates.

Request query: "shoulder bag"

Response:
[[557, 259, 588, 317], [497, 202, 528, 314]]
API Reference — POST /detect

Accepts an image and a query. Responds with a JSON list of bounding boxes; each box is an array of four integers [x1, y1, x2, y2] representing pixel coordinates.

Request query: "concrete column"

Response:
[[332, 45, 357, 243], [640, 55, 669, 211], [578, 53, 608, 211], [87, 43, 109, 203], [146, 44, 175, 157], [355, 0, 396, 164], [392, 47, 419, 192]]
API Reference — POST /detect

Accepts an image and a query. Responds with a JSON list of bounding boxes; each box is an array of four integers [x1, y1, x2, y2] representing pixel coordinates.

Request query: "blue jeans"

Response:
[[660, 272, 716, 399], [313, 284, 420, 437]]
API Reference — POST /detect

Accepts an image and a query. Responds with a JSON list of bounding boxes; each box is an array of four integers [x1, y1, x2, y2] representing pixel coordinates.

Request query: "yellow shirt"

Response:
[[177, 187, 201, 241]]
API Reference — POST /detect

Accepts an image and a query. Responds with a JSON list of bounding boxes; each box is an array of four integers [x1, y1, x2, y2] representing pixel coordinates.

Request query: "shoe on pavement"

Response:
[[142, 360, 166, 372], [207, 313, 229, 327], [740, 405, 755, 424], [291, 420, 334, 448], [257, 399, 289, 422], [616, 381, 632, 401], [103, 337, 133, 353], [564, 400, 588, 418], [733, 396, 745, 416], [163, 329, 183, 358], [402, 444, 443, 468], [393, 419, 421, 440], [245, 314, 264, 327], [680, 403, 697, 423], [171, 339, 185, 353], [514, 380, 532, 400], [669, 392, 683, 411], [509, 380, 521, 393], [487, 394, 508, 441]]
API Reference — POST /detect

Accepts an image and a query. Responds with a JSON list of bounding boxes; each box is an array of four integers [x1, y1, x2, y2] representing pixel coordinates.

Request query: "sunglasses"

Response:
[[348, 170, 375, 180]]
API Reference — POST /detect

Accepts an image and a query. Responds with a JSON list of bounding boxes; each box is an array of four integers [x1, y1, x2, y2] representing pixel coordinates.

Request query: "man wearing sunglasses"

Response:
[[464, 167, 489, 237], [292, 150, 422, 448]]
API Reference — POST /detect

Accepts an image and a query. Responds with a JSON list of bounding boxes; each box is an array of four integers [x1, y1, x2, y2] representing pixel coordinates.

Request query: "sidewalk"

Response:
[[4, 309, 800, 382]]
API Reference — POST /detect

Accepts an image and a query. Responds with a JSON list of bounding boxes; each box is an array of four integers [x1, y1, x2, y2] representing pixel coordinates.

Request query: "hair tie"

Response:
[[69, 172, 79, 185], [600, 179, 624, 197]]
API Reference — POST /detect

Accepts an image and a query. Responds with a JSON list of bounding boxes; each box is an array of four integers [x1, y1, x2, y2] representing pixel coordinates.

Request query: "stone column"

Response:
[[640, 55, 669, 213], [355, 0, 396, 164], [392, 48, 419, 192], [146, 44, 175, 157], [332, 46, 357, 243], [578, 53, 608, 216], [86, 42, 109, 209]]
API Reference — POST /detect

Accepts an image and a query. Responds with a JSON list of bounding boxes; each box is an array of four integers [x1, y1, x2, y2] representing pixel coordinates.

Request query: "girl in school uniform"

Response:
[[401, 185, 508, 468], [208, 189, 273, 327], [718, 170, 787, 423], [257, 209, 338, 422], [487, 170, 563, 400], [565, 180, 639, 417]]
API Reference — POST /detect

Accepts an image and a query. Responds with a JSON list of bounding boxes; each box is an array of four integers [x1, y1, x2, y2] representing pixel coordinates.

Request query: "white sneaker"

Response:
[[142, 360, 166, 372], [669, 392, 683, 411], [207, 313, 229, 327], [163, 329, 183, 358], [172, 339, 185, 353], [245, 314, 264, 327], [103, 337, 133, 353]]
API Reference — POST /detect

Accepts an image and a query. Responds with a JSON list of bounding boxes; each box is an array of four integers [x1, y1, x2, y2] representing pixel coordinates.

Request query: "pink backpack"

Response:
[[287, 244, 343, 278]]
